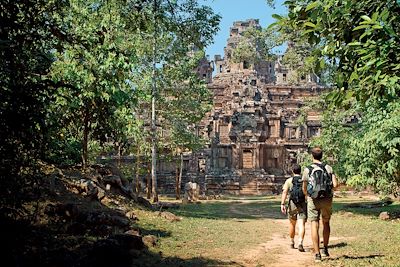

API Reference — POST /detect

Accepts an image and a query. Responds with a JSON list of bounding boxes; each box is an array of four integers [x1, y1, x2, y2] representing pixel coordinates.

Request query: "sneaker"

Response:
[[314, 254, 322, 262], [290, 243, 295, 249], [321, 247, 330, 257], [298, 244, 305, 252]]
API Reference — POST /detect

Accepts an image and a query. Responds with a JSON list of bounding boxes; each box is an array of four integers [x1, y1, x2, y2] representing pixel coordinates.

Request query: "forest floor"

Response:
[[2, 165, 400, 267]]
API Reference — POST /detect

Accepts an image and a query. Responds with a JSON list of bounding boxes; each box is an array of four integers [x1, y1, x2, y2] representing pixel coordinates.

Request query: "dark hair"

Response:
[[311, 147, 323, 160], [292, 164, 301, 175]]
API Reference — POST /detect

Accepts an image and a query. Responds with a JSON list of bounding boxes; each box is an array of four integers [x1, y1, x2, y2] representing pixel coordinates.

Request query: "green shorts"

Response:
[[288, 200, 307, 220], [307, 197, 333, 222]]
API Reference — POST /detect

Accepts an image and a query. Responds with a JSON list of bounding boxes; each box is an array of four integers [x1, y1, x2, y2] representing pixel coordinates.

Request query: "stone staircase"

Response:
[[240, 180, 258, 195], [239, 170, 288, 195]]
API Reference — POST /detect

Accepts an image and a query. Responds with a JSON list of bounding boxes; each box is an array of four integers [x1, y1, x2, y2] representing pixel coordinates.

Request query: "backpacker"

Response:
[[307, 163, 333, 199], [289, 175, 305, 204]]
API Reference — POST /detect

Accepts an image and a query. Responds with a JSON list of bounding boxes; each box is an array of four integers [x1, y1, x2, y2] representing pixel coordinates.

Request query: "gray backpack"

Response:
[[307, 163, 333, 199]]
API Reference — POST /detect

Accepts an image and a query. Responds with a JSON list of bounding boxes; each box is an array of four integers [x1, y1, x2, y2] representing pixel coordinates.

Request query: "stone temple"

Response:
[[157, 19, 327, 195]]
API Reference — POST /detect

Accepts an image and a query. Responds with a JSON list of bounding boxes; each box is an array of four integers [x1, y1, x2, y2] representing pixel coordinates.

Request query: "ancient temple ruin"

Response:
[[157, 19, 327, 195]]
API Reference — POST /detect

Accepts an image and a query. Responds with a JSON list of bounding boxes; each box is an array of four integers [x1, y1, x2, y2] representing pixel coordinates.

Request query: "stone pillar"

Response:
[[259, 144, 264, 170], [214, 119, 219, 135], [238, 144, 243, 169], [255, 144, 260, 169], [232, 144, 238, 169], [296, 126, 301, 139], [277, 120, 282, 138], [227, 145, 232, 169]]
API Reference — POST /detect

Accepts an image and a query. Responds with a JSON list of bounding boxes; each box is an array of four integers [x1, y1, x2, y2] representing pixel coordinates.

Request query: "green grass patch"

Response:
[[134, 197, 286, 266], [323, 197, 400, 267]]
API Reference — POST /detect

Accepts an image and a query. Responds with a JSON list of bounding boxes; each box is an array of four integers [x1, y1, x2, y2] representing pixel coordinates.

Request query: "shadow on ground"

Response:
[[1, 173, 173, 267], [131, 252, 245, 267], [2, 212, 238, 267], [328, 242, 347, 249], [174, 199, 285, 220], [327, 254, 384, 261], [333, 200, 400, 217]]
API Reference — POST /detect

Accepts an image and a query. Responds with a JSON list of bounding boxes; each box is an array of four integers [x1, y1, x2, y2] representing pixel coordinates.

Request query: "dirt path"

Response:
[[240, 219, 316, 267], [229, 202, 344, 267]]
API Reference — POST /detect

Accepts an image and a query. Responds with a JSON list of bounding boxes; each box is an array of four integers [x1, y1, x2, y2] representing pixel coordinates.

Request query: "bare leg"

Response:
[[289, 218, 296, 247], [322, 220, 330, 247], [311, 220, 320, 254], [297, 218, 305, 243], [289, 218, 296, 239]]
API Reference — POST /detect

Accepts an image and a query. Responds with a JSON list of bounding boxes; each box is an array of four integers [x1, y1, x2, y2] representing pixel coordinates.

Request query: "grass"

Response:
[[324, 196, 400, 267], [133, 196, 286, 266], [132, 195, 400, 266]]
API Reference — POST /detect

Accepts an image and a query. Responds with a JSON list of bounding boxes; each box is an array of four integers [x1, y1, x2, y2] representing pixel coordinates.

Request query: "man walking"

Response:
[[281, 164, 307, 252], [302, 147, 338, 262]]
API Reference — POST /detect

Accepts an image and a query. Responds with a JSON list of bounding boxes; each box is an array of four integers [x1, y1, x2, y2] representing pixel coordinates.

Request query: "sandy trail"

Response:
[[240, 219, 317, 267], [230, 202, 344, 267]]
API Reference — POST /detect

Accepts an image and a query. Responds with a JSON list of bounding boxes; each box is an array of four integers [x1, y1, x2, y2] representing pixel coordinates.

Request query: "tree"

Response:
[[0, 0, 69, 209], [129, 0, 220, 202], [153, 46, 213, 199], [49, 0, 140, 168], [273, 0, 400, 194], [231, 26, 278, 65]]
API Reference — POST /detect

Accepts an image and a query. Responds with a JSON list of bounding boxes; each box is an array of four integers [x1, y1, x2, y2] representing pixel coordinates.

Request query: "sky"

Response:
[[202, 0, 287, 60]]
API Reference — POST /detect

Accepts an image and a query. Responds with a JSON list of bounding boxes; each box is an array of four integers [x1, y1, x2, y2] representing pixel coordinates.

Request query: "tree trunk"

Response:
[[118, 144, 123, 157], [146, 166, 152, 199], [175, 159, 180, 200], [135, 145, 141, 195], [82, 109, 90, 169], [151, 0, 159, 203], [178, 153, 183, 199]]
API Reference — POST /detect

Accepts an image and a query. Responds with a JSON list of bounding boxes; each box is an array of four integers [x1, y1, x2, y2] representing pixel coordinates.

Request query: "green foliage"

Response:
[[312, 100, 400, 194], [1, 0, 56, 161], [45, 136, 82, 165], [0, 0, 66, 208], [276, 0, 400, 105], [273, 0, 400, 194], [48, 0, 140, 166], [232, 12, 325, 85], [345, 102, 400, 194], [1, 0, 220, 208], [231, 26, 280, 65], [131, 1, 219, 164], [46, 0, 219, 166]]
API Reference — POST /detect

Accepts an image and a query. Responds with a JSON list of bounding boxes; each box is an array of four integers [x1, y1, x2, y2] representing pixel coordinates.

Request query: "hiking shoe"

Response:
[[290, 243, 295, 249], [321, 247, 330, 257], [314, 254, 322, 262], [298, 244, 305, 252]]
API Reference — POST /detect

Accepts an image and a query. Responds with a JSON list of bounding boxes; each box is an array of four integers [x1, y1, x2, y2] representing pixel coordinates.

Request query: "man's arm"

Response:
[[332, 173, 338, 189], [281, 182, 289, 214], [327, 165, 338, 189], [302, 168, 308, 197]]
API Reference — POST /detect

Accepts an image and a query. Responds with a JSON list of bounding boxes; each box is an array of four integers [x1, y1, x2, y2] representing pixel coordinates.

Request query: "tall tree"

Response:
[[49, 0, 141, 168], [160, 50, 212, 199], [131, 0, 220, 202]]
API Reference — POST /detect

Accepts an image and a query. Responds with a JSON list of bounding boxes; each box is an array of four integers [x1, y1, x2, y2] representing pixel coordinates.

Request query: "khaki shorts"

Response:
[[288, 200, 307, 221], [307, 197, 333, 222]]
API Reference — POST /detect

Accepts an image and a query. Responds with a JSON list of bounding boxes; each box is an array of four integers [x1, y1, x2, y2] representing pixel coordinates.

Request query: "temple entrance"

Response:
[[242, 149, 253, 169], [259, 145, 285, 175]]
